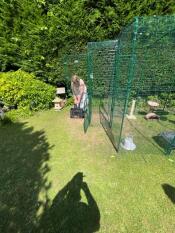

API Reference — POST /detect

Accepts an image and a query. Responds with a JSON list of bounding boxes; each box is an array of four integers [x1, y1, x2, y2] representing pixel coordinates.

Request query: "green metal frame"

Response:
[[64, 15, 175, 154], [84, 49, 93, 133], [117, 17, 139, 149], [165, 136, 175, 155]]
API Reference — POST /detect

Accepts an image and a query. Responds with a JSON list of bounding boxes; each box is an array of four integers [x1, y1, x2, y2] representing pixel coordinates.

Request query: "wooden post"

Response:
[[126, 99, 136, 120]]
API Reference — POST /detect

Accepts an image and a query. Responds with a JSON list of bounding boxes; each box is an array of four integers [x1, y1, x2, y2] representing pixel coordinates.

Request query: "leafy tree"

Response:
[[0, 0, 175, 84]]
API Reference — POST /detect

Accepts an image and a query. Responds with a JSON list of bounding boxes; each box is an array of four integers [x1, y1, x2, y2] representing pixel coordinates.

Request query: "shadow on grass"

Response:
[[127, 119, 163, 154], [152, 135, 168, 153], [156, 118, 175, 131], [137, 111, 147, 115], [0, 122, 52, 233], [159, 116, 168, 121], [137, 110, 169, 116], [37, 172, 100, 233], [155, 110, 169, 116], [154, 110, 169, 121], [162, 184, 175, 204], [169, 119, 175, 124]]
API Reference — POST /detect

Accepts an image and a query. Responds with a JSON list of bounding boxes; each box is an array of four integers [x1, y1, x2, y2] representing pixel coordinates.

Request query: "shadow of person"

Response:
[[162, 183, 175, 204], [0, 122, 52, 233], [38, 172, 100, 233]]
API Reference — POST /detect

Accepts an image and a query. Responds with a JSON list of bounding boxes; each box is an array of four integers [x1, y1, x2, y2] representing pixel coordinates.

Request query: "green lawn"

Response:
[[0, 108, 175, 233]]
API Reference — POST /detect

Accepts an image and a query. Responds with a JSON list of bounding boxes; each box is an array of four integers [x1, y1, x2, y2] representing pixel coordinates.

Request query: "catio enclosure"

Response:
[[64, 15, 175, 154]]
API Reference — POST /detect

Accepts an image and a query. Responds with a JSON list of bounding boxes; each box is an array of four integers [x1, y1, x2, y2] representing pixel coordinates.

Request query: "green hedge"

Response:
[[0, 70, 55, 111]]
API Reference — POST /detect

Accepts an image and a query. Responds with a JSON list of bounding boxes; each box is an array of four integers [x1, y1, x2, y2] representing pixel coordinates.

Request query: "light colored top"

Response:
[[71, 79, 87, 96]]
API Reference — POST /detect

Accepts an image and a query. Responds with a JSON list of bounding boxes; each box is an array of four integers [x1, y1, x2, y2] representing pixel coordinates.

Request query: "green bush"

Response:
[[65, 97, 74, 106], [5, 108, 33, 121], [135, 93, 175, 112], [0, 70, 55, 112], [159, 93, 175, 110]]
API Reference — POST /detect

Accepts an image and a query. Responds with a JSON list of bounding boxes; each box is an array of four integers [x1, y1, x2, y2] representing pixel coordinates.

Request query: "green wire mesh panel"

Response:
[[64, 15, 175, 154], [109, 20, 138, 151], [119, 15, 175, 154], [93, 15, 175, 153], [63, 52, 92, 132], [87, 40, 119, 148], [132, 15, 175, 97]]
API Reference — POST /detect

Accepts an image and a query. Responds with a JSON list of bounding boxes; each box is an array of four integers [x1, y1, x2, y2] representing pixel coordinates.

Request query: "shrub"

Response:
[[65, 96, 74, 107], [134, 93, 175, 112], [0, 70, 55, 112]]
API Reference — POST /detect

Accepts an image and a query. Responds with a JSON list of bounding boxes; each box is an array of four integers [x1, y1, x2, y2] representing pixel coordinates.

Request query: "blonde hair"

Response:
[[71, 75, 80, 86]]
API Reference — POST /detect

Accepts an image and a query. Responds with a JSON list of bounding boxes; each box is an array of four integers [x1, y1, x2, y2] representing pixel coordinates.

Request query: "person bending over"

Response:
[[71, 75, 87, 109]]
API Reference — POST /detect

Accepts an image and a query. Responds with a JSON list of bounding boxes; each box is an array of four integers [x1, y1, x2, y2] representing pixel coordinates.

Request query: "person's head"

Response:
[[71, 75, 80, 86], [67, 172, 84, 202]]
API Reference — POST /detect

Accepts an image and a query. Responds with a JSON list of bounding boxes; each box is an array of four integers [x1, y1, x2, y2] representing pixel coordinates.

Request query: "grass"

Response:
[[121, 110, 175, 156], [0, 107, 175, 233]]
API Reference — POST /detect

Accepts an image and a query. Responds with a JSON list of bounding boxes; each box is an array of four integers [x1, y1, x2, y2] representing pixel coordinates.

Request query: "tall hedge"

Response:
[[0, 0, 175, 84], [0, 70, 55, 111]]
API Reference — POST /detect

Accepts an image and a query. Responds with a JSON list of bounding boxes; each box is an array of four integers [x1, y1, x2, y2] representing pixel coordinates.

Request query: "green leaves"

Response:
[[0, 70, 55, 110], [0, 0, 175, 84]]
